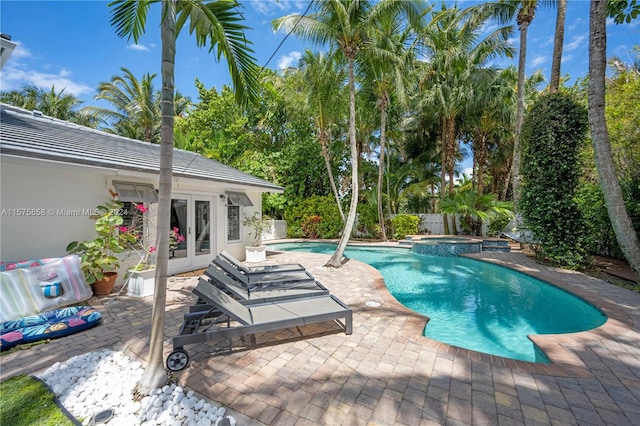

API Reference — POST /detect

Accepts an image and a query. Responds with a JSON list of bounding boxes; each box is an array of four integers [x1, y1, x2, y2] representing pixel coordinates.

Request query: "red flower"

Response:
[[119, 226, 128, 233], [134, 203, 149, 213]]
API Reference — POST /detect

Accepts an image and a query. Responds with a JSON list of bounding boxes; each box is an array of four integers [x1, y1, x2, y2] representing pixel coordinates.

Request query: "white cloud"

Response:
[[127, 43, 150, 52], [540, 35, 554, 48], [277, 51, 302, 70], [249, 0, 289, 16], [564, 35, 586, 52], [530, 55, 547, 67], [0, 41, 91, 96]]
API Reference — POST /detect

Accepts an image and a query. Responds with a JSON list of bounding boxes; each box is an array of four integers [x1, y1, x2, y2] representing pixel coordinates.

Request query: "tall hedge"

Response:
[[520, 92, 590, 269]]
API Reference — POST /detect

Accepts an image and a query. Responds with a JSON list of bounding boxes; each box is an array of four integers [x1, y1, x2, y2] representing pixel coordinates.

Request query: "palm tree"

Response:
[[109, 0, 259, 392], [273, 0, 423, 267], [416, 4, 513, 233], [440, 188, 514, 236], [298, 50, 348, 224], [463, 67, 517, 197], [86, 67, 192, 142], [359, 12, 420, 241], [1, 85, 98, 126], [88, 67, 161, 141], [589, 0, 640, 281]]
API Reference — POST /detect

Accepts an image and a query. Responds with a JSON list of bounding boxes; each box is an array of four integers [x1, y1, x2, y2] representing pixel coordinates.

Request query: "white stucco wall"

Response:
[[1, 157, 110, 260]]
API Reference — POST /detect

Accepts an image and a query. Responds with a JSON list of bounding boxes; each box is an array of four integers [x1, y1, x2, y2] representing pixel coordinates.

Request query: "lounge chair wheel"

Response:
[[166, 348, 189, 371]]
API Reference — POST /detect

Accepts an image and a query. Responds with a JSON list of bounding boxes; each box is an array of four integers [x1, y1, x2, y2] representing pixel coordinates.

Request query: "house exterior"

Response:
[[0, 103, 284, 277]]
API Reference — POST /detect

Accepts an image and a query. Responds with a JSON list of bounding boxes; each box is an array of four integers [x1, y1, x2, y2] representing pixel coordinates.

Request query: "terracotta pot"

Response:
[[92, 271, 118, 296]]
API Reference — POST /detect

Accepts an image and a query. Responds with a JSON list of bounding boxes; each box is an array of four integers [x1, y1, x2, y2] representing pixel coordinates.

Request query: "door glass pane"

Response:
[[195, 200, 210, 256], [170, 199, 188, 259]]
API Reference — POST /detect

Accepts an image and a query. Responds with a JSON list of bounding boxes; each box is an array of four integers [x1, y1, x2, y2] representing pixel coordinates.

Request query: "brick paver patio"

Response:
[[2, 246, 639, 425]]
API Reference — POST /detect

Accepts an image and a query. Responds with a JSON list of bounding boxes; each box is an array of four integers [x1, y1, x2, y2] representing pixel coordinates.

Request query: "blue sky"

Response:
[[1, 0, 638, 110]]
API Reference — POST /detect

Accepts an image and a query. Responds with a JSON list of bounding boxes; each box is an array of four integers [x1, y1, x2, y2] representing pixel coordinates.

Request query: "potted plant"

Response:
[[123, 204, 185, 297], [242, 213, 271, 262], [66, 190, 135, 295], [122, 202, 156, 297]]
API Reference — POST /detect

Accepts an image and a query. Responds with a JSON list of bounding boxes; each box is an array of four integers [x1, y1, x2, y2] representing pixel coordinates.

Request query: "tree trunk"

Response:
[[137, 0, 175, 393], [476, 133, 487, 196], [319, 129, 346, 224], [325, 56, 358, 267], [512, 21, 529, 209], [588, 0, 640, 282], [549, 0, 566, 93], [377, 98, 388, 242], [440, 118, 450, 235]]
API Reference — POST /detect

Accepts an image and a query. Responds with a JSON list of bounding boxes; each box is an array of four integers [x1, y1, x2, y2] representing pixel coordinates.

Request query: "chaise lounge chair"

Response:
[[219, 250, 305, 274], [166, 278, 352, 371], [213, 255, 314, 286], [202, 265, 329, 304]]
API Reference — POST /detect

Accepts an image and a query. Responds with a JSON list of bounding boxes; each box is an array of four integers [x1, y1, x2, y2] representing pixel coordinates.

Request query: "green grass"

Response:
[[0, 375, 77, 426]]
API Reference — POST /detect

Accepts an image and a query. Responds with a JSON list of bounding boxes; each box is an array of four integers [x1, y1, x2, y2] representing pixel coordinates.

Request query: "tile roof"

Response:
[[0, 103, 283, 192]]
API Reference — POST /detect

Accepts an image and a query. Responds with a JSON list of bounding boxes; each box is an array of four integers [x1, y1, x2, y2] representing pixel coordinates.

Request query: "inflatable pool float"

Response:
[[0, 306, 102, 351]]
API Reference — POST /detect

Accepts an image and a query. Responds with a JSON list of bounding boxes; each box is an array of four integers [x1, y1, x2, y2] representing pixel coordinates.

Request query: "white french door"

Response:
[[168, 194, 215, 272]]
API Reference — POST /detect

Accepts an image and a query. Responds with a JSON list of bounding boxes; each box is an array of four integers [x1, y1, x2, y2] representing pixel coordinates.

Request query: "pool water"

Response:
[[268, 242, 607, 363]]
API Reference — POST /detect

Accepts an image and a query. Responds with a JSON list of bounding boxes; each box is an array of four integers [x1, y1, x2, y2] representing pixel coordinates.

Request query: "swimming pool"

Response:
[[267, 242, 607, 363]]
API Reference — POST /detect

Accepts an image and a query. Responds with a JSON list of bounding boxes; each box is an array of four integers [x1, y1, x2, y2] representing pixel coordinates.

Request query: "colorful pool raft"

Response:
[[0, 255, 93, 322], [0, 306, 102, 351], [0, 255, 101, 350]]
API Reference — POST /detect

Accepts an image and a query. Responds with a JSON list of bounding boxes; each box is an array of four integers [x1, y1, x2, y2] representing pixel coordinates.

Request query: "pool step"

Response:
[[402, 236, 511, 253], [482, 239, 511, 253]]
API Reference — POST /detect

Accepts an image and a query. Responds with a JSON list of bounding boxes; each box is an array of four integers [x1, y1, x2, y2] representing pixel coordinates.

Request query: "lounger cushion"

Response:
[[0, 306, 102, 351]]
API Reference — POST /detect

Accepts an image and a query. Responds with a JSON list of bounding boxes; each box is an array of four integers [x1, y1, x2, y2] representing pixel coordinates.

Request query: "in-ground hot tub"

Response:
[[412, 237, 482, 257]]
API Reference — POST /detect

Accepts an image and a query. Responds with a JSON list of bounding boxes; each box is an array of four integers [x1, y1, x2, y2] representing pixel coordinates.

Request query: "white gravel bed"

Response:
[[36, 349, 236, 426]]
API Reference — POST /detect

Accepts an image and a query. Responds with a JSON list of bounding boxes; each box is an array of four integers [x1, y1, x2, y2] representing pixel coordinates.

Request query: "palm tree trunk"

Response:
[[326, 56, 358, 267], [588, 0, 640, 282], [440, 117, 450, 235], [378, 101, 388, 241], [550, 0, 566, 93], [512, 21, 529, 209], [476, 133, 487, 196], [138, 0, 175, 393], [319, 130, 346, 224]]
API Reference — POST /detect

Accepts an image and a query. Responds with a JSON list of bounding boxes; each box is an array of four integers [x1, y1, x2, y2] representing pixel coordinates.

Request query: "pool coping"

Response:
[[361, 250, 635, 378]]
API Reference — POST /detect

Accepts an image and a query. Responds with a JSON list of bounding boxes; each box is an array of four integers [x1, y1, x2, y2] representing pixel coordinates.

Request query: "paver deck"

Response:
[[1, 246, 639, 425]]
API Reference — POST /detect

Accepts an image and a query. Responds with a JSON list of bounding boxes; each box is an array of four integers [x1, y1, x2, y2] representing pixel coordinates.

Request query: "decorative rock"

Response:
[[36, 349, 238, 425]]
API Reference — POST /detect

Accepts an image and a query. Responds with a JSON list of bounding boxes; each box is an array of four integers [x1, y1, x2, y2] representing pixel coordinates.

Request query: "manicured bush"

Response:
[[391, 214, 420, 240], [520, 92, 590, 269], [285, 195, 343, 239]]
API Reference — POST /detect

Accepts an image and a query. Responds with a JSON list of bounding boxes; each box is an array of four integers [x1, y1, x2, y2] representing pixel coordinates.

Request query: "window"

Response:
[[226, 192, 252, 242], [227, 205, 240, 241], [112, 181, 158, 203], [226, 192, 253, 207]]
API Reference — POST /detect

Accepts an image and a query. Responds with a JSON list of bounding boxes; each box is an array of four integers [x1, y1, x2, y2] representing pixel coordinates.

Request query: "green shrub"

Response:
[[487, 214, 512, 237], [356, 203, 381, 239], [520, 92, 590, 269], [301, 215, 322, 238], [391, 214, 420, 240], [285, 195, 343, 239], [575, 182, 623, 258]]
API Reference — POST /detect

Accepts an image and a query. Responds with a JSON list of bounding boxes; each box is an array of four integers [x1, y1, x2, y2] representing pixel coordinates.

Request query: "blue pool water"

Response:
[[268, 242, 607, 363]]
